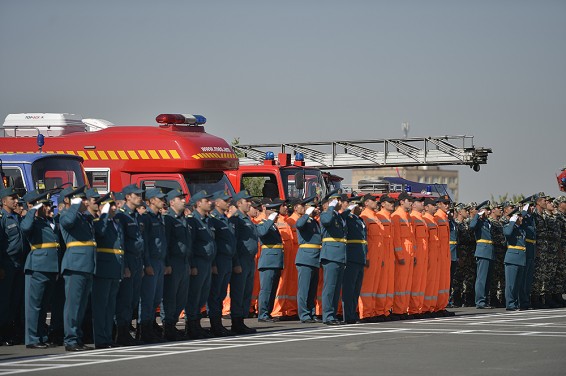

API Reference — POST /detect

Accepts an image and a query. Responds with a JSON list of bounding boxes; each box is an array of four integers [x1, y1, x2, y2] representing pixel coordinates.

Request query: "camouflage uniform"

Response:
[[457, 218, 476, 306], [489, 217, 506, 307], [555, 210, 566, 297], [532, 210, 554, 300], [547, 211, 562, 296]]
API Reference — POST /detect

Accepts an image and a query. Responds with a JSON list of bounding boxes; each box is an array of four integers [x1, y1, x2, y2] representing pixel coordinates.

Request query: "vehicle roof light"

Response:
[[155, 113, 207, 125], [265, 151, 275, 160], [295, 152, 304, 162]]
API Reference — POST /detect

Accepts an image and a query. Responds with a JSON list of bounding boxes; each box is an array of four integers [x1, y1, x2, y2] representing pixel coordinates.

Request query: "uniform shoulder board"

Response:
[[187, 214, 193, 218], [119, 208, 126, 212], [93, 218, 100, 222]]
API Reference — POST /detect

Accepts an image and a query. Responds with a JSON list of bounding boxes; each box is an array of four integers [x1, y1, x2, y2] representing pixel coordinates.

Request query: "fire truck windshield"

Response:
[[281, 168, 325, 200], [32, 158, 87, 191], [183, 171, 236, 197]]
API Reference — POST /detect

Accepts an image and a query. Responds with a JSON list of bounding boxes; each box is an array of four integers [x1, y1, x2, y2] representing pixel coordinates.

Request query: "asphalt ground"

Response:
[[1, 307, 565, 376]]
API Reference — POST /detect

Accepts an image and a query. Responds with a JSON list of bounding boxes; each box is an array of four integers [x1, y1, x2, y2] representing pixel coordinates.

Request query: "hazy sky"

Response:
[[1, 0, 565, 202]]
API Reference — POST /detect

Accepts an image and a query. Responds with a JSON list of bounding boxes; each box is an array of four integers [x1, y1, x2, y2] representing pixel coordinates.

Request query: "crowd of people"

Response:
[[0, 184, 564, 352]]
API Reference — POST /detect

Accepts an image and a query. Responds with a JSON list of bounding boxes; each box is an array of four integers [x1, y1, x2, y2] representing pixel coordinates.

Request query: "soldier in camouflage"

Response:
[[532, 193, 553, 308], [489, 203, 506, 308], [554, 196, 566, 306], [545, 198, 563, 308]]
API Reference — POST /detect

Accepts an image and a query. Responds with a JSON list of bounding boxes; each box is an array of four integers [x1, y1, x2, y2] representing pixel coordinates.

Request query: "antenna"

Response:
[[402, 122, 410, 139]]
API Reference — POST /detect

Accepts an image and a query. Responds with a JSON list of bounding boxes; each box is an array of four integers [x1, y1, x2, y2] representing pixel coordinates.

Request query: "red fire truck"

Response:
[[0, 113, 238, 197]]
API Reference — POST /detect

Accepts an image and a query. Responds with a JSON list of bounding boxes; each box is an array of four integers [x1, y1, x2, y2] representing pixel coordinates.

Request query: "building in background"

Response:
[[351, 166, 459, 201]]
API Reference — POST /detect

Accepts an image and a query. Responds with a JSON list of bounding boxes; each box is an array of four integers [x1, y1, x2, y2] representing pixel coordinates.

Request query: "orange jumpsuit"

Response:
[[271, 214, 298, 318], [409, 210, 428, 315], [422, 213, 440, 313], [376, 208, 394, 316], [434, 209, 451, 311], [359, 207, 382, 319], [391, 206, 415, 315]]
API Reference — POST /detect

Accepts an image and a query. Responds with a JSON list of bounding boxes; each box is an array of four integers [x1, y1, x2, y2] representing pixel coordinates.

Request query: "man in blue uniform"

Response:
[[162, 189, 191, 341], [92, 193, 124, 348], [58, 186, 96, 351], [320, 190, 348, 325], [295, 197, 322, 324], [520, 202, 537, 309], [186, 190, 216, 339], [257, 199, 285, 322], [139, 188, 167, 343], [0, 187, 25, 346], [342, 196, 367, 324], [469, 201, 495, 309], [20, 190, 59, 349], [503, 209, 530, 311], [208, 191, 236, 336], [228, 190, 258, 334], [114, 184, 145, 346]]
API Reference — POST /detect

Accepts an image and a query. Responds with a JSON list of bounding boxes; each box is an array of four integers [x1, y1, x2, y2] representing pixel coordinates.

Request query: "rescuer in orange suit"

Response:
[[391, 192, 415, 319], [422, 197, 440, 315], [272, 200, 300, 320], [409, 196, 428, 317], [376, 194, 396, 320], [434, 195, 456, 316], [359, 194, 382, 322]]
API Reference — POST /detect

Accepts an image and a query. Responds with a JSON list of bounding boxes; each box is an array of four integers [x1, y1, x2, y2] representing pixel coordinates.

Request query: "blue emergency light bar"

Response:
[[295, 152, 304, 162], [265, 151, 275, 160]]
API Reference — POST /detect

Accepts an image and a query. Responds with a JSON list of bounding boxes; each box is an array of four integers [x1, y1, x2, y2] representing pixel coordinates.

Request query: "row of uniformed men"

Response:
[[448, 194, 566, 311]]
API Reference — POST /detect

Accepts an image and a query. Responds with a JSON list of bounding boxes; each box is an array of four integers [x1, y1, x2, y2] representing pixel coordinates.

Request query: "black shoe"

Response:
[[313, 316, 323, 323], [476, 305, 493, 309], [65, 344, 88, 352], [324, 320, 341, 326], [300, 319, 316, 324], [360, 318, 374, 323], [80, 344, 94, 350], [258, 317, 276, 323], [387, 314, 400, 321], [26, 343, 49, 349], [506, 308, 519, 311], [95, 344, 113, 349], [345, 320, 360, 324]]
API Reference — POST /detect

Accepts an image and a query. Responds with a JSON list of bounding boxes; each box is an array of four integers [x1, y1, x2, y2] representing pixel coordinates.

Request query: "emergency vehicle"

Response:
[[0, 113, 239, 197], [0, 152, 88, 208], [232, 136, 491, 200], [557, 167, 566, 192]]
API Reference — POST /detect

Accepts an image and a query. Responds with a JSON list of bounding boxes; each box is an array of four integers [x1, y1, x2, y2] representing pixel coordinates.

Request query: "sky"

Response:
[[1, 0, 565, 202]]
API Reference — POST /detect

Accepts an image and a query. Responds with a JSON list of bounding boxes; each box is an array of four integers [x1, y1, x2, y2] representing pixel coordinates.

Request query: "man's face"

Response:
[[426, 203, 438, 215], [412, 200, 424, 212], [401, 199, 412, 210], [87, 198, 99, 212], [2, 195, 19, 211], [294, 204, 305, 216], [197, 198, 212, 213], [382, 201, 394, 211], [238, 198, 251, 213], [215, 198, 230, 212], [365, 199, 377, 210], [151, 197, 165, 210], [170, 196, 185, 213], [128, 192, 143, 207]]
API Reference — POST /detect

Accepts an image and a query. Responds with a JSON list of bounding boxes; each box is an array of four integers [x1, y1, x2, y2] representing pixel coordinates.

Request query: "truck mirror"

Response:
[[295, 172, 304, 190]]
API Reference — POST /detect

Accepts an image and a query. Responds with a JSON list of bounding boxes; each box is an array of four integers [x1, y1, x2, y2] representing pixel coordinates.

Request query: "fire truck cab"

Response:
[[0, 153, 88, 207], [227, 152, 328, 200], [1, 113, 239, 198]]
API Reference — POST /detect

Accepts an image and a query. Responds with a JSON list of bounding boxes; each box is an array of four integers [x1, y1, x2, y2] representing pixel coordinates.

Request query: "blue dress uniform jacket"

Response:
[[228, 210, 259, 319], [20, 208, 60, 346], [342, 211, 367, 322], [209, 209, 237, 258], [114, 205, 144, 271], [503, 218, 530, 310], [344, 212, 367, 266], [469, 214, 495, 261], [93, 213, 124, 279], [449, 217, 458, 262], [257, 218, 284, 270], [189, 211, 216, 262], [162, 209, 191, 325], [141, 209, 167, 264], [319, 207, 348, 264], [21, 209, 60, 273], [0, 208, 25, 268], [295, 214, 322, 268], [503, 220, 528, 267], [59, 204, 96, 274]]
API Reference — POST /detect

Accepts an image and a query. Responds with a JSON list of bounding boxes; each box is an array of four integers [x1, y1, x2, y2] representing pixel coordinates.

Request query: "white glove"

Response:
[[32, 203, 43, 210], [268, 212, 278, 221], [522, 203, 529, 212], [305, 207, 315, 216], [71, 197, 83, 205], [510, 214, 519, 222], [101, 203, 110, 214], [347, 204, 357, 211], [329, 199, 338, 208], [478, 210, 485, 216]]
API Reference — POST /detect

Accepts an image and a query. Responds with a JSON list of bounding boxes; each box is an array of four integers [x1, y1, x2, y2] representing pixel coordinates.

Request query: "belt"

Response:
[[477, 239, 493, 244], [322, 237, 347, 243], [97, 248, 124, 255], [346, 240, 368, 244], [508, 245, 526, 251], [299, 244, 322, 249], [30, 242, 59, 250], [261, 244, 284, 249], [449, 241, 457, 245], [526, 239, 536, 244], [67, 241, 97, 248]]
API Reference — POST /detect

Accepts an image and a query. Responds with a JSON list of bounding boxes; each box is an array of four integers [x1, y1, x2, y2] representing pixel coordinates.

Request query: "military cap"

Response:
[[347, 196, 363, 205], [122, 184, 144, 195], [95, 192, 114, 205], [166, 189, 185, 202], [397, 192, 414, 202], [17, 198, 26, 206], [436, 195, 451, 204], [114, 191, 125, 201], [145, 188, 166, 200], [59, 186, 75, 199], [86, 188, 101, 200], [68, 185, 87, 199], [300, 195, 317, 206], [232, 190, 253, 202], [327, 189, 342, 199], [477, 201, 492, 210], [502, 201, 514, 208], [138, 201, 147, 209], [424, 197, 438, 206], [493, 202, 504, 209], [23, 190, 50, 205], [265, 198, 286, 209], [455, 203, 466, 211], [189, 190, 212, 206], [557, 196, 566, 203], [251, 199, 262, 209], [287, 197, 302, 207], [211, 190, 231, 201], [468, 202, 477, 209], [378, 194, 393, 203], [260, 197, 273, 205], [360, 193, 377, 204], [340, 193, 349, 201]]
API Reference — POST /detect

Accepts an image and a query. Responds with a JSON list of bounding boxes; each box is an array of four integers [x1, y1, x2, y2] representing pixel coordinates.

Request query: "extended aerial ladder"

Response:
[[233, 135, 491, 171]]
